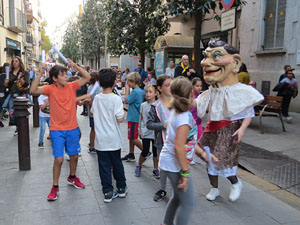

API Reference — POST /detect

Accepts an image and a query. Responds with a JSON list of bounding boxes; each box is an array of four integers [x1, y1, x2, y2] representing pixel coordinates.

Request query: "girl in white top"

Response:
[[159, 77, 217, 225]]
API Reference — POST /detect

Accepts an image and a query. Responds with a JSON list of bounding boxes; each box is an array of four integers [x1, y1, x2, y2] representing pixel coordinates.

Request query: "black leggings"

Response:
[[141, 138, 157, 158]]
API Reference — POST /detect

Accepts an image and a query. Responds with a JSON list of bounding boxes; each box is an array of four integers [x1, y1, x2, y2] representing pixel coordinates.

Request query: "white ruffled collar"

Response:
[[196, 83, 264, 121]]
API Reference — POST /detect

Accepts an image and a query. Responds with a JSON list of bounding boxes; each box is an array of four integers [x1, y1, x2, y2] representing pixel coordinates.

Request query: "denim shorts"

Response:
[[50, 127, 80, 158]]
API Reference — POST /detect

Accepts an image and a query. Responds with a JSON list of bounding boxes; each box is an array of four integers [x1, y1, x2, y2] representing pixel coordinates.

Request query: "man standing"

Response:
[[165, 59, 175, 78], [134, 61, 147, 85], [174, 55, 197, 80], [279, 65, 295, 82]]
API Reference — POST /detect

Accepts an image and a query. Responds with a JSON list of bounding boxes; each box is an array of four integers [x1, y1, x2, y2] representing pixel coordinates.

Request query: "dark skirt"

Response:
[[198, 121, 241, 170]]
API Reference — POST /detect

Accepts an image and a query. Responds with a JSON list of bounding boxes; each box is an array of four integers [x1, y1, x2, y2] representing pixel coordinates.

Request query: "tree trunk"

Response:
[[194, 10, 202, 75], [194, 10, 208, 90], [139, 48, 145, 68]]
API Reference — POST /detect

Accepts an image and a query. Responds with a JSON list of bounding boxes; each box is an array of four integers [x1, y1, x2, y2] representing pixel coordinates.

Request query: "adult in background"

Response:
[[279, 65, 295, 82], [174, 55, 197, 81], [77, 65, 89, 116], [165, 59, 175, 78], [238, 63, 250, 84], [6, 57, 29, 134], [134, 61, 147, 88], [273, 69, 298, 123]]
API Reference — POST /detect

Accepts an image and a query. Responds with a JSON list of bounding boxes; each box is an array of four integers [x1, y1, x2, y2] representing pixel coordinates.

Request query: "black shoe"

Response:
[[80, 112, 85, 115], [153, 189, 167, 202], [88, 148, 96, 153], [104, 191, 118, 203], [118, 187, 128, 198], [14, 129, 18, 136], [121, 153, 135, 162], [38, 142, 44, 149]]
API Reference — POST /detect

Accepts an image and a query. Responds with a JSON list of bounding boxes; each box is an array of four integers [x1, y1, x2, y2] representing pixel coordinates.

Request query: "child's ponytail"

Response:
[[169, 77, 193, 113]]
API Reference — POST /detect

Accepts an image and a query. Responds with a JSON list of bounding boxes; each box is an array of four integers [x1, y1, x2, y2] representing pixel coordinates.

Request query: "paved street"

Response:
[[0, 108, 299, 225]]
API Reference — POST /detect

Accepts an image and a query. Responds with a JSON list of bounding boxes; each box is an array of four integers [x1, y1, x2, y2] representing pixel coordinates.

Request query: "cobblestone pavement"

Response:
[[0, 108, 299, 225]]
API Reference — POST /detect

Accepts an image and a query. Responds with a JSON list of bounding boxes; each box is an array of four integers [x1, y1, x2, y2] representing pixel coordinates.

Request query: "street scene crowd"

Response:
[[0, 38, 298, 225]]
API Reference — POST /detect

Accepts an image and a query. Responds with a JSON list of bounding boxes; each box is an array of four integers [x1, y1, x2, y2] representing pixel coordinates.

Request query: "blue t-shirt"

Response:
[[126, 88, 144, 122], [134, 68, 147, 83]]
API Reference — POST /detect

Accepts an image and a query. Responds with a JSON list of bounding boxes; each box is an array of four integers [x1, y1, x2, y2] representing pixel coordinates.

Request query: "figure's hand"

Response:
[[187, 72, 191, 76], [200, 152, 219, 163], [163, 122, 168, 129], [177, 176, 189, 192], [232, 127, 247, 143]]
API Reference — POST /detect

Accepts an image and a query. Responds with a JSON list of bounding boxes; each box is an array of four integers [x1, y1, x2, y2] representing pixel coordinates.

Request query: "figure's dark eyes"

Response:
[[212, 51, 223, 60]]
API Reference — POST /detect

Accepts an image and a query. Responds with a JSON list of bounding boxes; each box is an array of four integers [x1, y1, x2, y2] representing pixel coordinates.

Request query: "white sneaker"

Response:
[[286, 117, 293, 124], [229, 181, 243, 202], [206, 188, 220, 201]]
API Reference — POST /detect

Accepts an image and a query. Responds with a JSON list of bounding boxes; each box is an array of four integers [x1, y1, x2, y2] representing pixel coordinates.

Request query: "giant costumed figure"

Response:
[[196, 40, 264, 202]]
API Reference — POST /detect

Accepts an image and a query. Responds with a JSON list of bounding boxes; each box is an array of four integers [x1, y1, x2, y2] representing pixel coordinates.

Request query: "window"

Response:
[[264, 0, 286, 49]]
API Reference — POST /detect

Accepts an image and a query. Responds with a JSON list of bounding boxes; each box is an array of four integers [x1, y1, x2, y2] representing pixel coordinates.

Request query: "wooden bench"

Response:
[[255, 95, 286, 134]]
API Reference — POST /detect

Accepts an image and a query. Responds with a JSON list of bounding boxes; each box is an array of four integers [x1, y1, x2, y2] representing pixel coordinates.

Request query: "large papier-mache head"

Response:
[[201, 40, 242, 87]]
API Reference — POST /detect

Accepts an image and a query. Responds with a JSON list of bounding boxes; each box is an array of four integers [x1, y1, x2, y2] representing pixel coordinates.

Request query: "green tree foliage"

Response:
[[105, 0, 170, 65], [41, 20, 52, 53], [79, 0, 105, 68], [166, 0, 246, 74], [60, 21, 81, 63]]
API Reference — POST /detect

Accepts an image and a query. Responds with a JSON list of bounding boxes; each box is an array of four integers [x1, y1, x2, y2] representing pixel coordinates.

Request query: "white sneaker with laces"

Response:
[[229, 181, 243, 202], [206, 188, 220, 201], [286, 116, 293, 124]]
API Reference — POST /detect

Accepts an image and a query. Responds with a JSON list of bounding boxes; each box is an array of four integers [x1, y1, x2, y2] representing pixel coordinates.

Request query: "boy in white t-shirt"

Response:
[[38, 94, 50, 149], [91, 68, 127, 203]]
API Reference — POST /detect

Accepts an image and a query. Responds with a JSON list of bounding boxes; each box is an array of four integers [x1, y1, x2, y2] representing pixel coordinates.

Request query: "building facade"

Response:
[[0, 0, 26, 66], [239, 0, 300, 112]]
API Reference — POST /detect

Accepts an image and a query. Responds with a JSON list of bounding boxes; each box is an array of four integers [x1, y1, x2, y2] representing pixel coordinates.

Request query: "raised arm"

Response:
[[30, 66, 45, 95], [68, 59, 90, 87]]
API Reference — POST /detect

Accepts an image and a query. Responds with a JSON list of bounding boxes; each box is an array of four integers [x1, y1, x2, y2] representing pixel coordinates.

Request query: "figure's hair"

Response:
[[10, 56, 25, 73], [98, 68, 116, 88], [208, 40, 239, 54], [192, 77, 201, 86], [169, 77, 193, 113], [49, 65, 68, 81], [238, 63, 248, 73], [124, 68, 130, 73], [127, 72, 141, 85], [151, 70, 156, 80], [284, 65, 291, 70], [90, 71, 98, 85]]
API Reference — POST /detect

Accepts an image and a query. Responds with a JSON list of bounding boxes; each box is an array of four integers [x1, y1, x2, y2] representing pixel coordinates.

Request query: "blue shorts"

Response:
[[50, 128, 81, 158]]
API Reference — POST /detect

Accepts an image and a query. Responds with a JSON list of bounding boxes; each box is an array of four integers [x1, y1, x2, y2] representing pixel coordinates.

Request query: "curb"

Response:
[[238, 168, 300, 211]]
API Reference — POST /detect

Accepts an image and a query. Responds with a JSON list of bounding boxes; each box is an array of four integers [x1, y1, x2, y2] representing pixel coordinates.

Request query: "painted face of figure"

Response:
[[201, 47, 241, 86]]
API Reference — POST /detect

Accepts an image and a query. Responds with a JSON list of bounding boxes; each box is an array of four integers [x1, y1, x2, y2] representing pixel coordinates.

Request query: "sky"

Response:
[[40, 0, 83, 35]]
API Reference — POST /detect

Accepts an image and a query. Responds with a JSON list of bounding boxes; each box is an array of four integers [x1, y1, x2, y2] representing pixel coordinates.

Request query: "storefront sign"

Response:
[[155, 51, 164, 76], [6, 38, 21, 50], [221, 8, 236, 32]]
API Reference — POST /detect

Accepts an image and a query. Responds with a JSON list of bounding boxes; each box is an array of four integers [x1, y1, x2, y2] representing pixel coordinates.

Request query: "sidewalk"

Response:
[[0, 108, 299, 225]]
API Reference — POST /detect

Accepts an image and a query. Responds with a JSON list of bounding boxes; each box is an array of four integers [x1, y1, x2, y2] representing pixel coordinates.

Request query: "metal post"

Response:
[[13, 97, 31, 171], [32, 94, 39, 127]]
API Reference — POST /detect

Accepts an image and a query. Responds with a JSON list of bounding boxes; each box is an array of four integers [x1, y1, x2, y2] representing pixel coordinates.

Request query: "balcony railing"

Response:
[[7, 7, 26, 33]]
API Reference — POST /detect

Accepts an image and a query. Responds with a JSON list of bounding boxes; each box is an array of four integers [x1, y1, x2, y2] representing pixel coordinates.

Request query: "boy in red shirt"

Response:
[[30, 59, 90, 201]]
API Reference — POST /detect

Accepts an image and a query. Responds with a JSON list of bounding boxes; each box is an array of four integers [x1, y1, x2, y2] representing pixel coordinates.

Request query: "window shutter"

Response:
[[275, 0, 286, 47], [264, 0, 286, 49]]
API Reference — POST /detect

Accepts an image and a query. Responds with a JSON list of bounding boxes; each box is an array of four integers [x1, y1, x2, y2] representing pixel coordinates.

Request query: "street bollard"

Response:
[[32, 94, 40, 127], [13, 97, 31, 171]]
